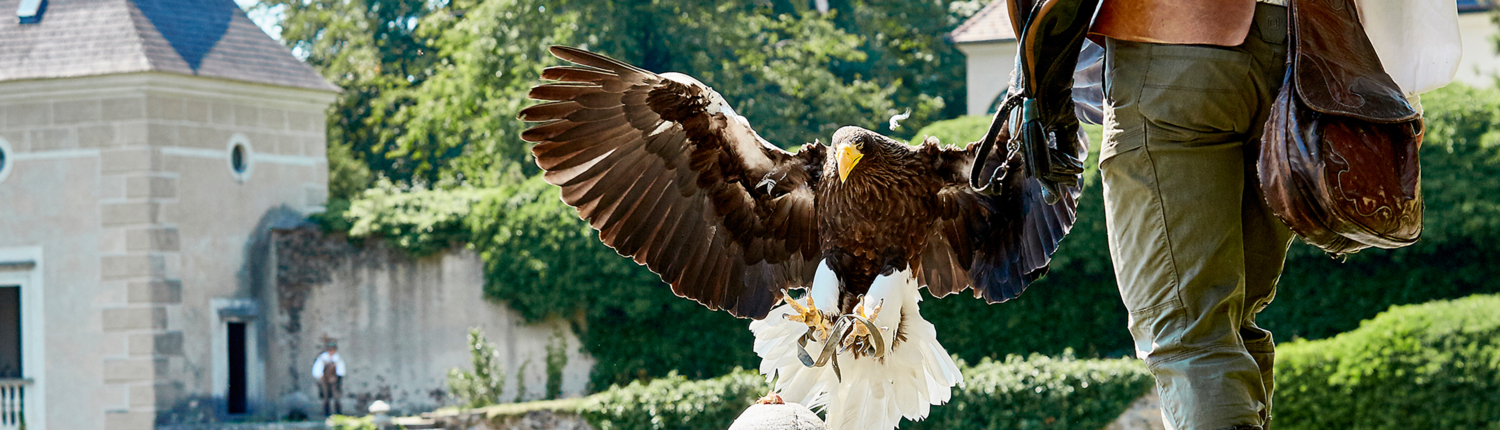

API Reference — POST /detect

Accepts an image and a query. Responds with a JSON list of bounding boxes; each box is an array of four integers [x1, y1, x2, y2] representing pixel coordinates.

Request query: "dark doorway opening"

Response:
[[227, 322, 247, 414], [0, 287, 20, 379]]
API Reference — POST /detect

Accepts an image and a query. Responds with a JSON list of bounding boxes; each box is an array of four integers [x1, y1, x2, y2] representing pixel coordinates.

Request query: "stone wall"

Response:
[[265, 228, 594, 417]]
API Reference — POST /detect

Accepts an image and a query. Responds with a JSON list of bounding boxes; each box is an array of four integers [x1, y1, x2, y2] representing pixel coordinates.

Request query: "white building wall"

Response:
[[959, 12, 1500, 118], [0, 71, 334, 430], [957, 41, 1019, 116], [1455, 12, 1500, 87]]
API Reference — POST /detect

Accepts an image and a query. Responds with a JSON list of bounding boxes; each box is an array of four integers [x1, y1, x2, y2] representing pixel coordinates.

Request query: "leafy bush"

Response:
[[911, 352, 1152, 430], [579, 369, 767, 430], [327, 415, 378, 430], [913, 114, 992, 147], [338, 180, 506, 257], [578, 353, 1150, 430], [1274, 295, 1500, 429], [447, 327, 508, 408]]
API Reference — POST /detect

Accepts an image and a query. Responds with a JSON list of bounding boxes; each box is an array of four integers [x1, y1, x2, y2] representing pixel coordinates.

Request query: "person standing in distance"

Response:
[[311, 340, 346, 416]]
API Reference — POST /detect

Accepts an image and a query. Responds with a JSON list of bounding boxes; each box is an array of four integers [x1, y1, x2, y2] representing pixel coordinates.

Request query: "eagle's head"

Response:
[[831, 126, 907, 183]]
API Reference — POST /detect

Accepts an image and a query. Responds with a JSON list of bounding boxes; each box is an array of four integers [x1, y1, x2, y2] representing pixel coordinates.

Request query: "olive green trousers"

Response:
[[1099, 4, 1294, 430]]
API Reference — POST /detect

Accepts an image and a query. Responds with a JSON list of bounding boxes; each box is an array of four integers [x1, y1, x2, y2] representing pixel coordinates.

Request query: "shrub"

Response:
[[912, 114, 992, 147], [579, 353, 1151, 430], [1273, 294, 1500, 430], [579, 369, 767, 430], [327, 415, 378, 430], [447, 327, 507, 408], [341, 179, 505, 257], [911, 352, 1152, 430]]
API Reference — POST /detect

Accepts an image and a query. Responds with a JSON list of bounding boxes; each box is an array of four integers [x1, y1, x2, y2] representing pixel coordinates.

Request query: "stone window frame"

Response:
[[0, 247, 45, 430], [226, 133, 254, 183], [0, 137, 12, 185]]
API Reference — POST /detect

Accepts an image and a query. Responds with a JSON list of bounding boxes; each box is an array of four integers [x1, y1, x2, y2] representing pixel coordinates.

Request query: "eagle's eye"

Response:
[[854, 139, 865, 150]]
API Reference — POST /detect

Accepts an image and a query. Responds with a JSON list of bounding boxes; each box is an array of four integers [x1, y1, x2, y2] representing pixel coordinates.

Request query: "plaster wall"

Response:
[[267, 229, 595, 416], [957, 41, 1019, 117], [1455, 12, 1500, 88]]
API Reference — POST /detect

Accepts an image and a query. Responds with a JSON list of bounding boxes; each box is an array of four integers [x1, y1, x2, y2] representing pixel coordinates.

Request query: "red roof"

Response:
[[951, 1, 1017, 44]]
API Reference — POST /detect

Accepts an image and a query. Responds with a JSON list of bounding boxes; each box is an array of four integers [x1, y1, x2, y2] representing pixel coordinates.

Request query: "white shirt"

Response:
[[311, 351, 346, 378]]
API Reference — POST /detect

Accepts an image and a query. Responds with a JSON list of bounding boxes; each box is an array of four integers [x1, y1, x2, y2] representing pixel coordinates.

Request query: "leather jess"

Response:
[[1259, 0, 1425, 255]]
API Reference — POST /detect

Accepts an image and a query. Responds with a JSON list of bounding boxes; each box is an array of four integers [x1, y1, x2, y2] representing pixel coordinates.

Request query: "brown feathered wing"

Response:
[[915, 138, 1082, 303], [519, 46, 825, 319]]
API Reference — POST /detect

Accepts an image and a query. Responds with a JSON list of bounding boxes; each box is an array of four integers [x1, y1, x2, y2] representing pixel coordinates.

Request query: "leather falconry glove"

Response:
[[971, 0, 1098, 204]]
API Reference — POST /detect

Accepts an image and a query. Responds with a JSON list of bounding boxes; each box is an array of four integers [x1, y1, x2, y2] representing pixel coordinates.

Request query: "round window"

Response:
[[230, 144, 246, 174], [225, 134, 253, 182], [0, 137, 12, 185]]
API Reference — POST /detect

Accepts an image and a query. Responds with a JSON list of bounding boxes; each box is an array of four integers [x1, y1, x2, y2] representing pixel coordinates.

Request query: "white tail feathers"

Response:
[[749, 270, 961, 430]]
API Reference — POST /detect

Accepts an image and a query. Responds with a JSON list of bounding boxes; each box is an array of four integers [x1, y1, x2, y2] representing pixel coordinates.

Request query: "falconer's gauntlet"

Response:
[[996, 0, 1098, 203]]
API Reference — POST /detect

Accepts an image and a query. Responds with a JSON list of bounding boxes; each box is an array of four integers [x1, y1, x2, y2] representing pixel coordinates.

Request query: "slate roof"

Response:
[[950, 0, 1016, 44], [0, 0, 338, 92]]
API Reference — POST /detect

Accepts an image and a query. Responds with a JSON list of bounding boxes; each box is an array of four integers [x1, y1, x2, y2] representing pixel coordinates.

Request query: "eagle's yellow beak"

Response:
[[837, 144, 863, 183]]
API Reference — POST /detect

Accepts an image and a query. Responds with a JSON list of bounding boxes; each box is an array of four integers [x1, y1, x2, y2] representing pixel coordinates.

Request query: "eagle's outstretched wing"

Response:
[[519, 46, 825, 319], [913, 135, 1082, 303]]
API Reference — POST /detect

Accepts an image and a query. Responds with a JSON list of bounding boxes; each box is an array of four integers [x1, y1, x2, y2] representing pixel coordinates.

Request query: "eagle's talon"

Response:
[[785, 295, 833, 341], [840, 299, 886, 354]]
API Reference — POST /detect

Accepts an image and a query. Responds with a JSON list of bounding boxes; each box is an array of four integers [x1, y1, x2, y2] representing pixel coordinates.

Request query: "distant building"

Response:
[[0, 2, 594, 429], [951, 1, 1500, 116], [0, 0, 336, 428]]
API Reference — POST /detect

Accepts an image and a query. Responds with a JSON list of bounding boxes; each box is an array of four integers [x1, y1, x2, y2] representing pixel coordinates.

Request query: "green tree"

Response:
[[262, 0, 984, 192]]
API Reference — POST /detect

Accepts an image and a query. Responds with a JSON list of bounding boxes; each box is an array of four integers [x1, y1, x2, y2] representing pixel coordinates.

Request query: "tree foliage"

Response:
[[265, 0, 985, 192]]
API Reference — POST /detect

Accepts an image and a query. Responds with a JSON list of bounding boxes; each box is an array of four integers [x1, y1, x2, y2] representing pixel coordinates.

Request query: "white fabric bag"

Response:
[[1356, 0, 1463, 96]]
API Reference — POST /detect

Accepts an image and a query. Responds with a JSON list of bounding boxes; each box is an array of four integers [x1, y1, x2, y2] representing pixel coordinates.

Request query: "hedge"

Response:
[[909, 352, 1152, 430], [1272, 295, 1500, 429], [579, 370, 767, 430], [579, 353, 1152, 430]]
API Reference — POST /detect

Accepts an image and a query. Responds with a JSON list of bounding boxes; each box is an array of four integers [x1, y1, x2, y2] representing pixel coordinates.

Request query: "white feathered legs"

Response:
[[749, 260, 962, 430]]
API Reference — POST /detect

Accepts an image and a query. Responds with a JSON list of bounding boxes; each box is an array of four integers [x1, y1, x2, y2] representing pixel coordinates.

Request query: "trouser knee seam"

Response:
[[1145, 344, 1249, 370]]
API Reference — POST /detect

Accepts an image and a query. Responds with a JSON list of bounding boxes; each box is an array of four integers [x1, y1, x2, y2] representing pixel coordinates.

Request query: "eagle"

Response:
[[519, 46, 1080, 430]]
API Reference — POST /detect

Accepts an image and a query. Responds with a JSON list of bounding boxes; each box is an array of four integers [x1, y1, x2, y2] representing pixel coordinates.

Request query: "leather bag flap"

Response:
[[1291, 0, 1420, 123]]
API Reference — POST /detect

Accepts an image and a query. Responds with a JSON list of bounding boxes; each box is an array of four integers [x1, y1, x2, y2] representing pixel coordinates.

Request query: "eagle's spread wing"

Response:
[[913, 137, 1081, 303], [519, 46, 824, 319]]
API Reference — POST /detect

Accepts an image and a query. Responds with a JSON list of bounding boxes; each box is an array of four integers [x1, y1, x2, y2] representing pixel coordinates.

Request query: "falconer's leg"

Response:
[[1100, 4, 1289, 429], [1238, 7, 1294, 428]]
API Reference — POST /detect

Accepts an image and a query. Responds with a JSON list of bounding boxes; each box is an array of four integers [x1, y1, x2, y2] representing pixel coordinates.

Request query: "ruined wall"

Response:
[[266, 228, 593, 416]]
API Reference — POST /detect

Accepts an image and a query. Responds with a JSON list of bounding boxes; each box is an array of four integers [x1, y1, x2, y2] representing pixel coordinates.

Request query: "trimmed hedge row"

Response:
[[579, 353, 1151, 430], [1273, 294, 1500, 430], [579, 370, 766, 430], [909, 352, 1152, 430]]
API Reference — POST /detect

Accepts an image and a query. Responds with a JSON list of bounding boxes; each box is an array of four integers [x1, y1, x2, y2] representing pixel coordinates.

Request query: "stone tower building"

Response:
[[0, 0, 338, 428]]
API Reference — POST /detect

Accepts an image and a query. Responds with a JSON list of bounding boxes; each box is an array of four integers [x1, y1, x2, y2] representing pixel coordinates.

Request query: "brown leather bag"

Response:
[[1259, 0, 1425, 255]]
